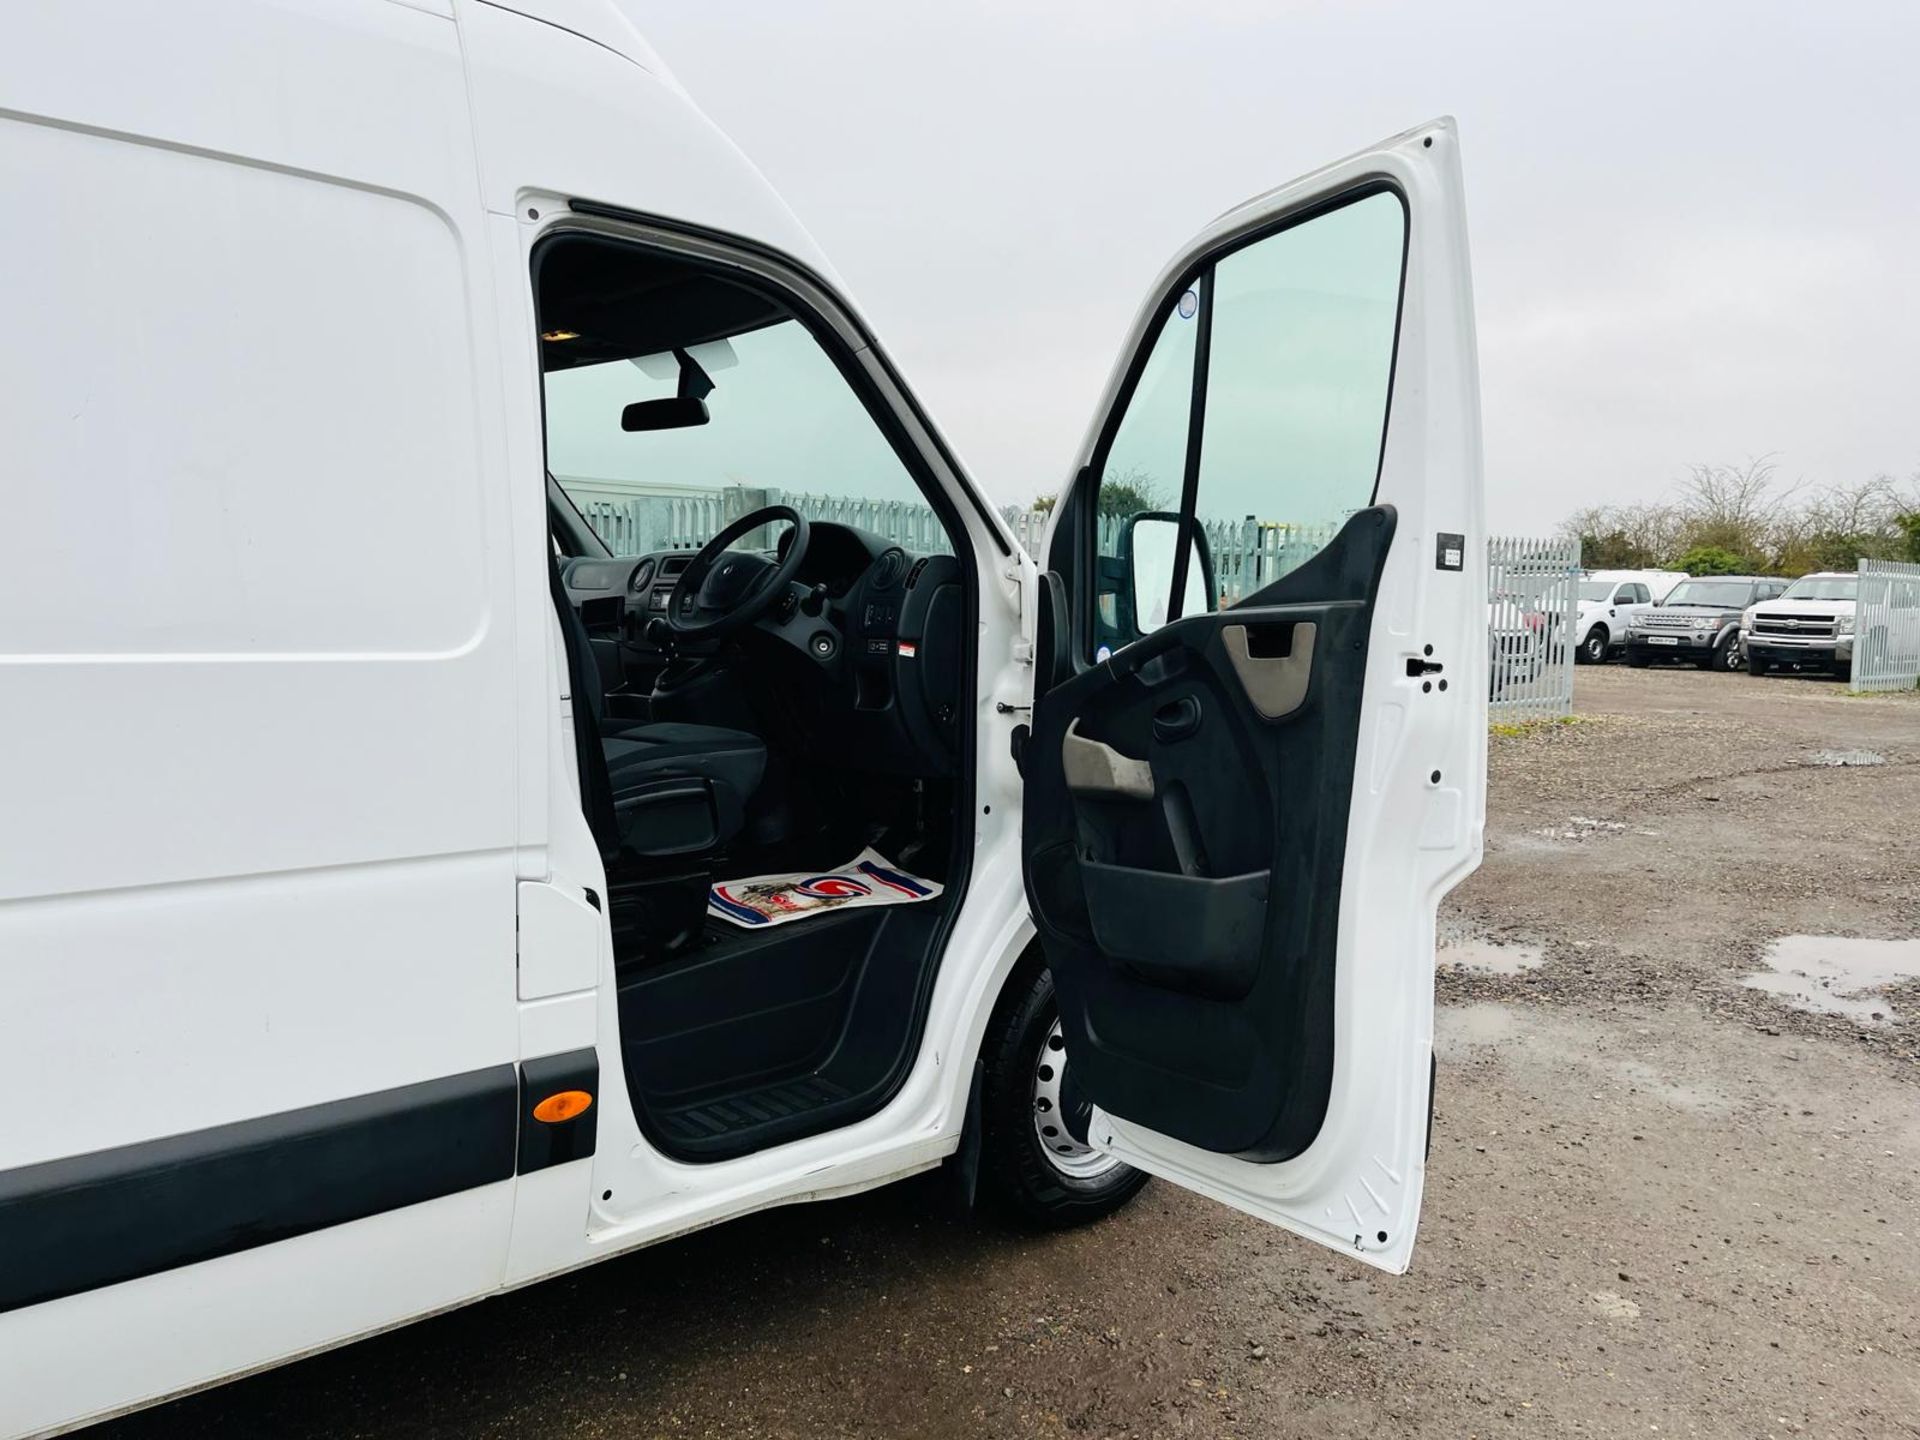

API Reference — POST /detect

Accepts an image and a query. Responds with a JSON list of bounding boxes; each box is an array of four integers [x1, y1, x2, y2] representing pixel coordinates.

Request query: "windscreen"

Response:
[[1664, 580, 1754, 608], [1779, 576, 1857, 602]]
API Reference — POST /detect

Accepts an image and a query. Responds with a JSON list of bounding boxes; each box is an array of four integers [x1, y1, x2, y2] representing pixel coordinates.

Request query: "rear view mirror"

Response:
[[621, 396, 710, 432], [623, 344, 719, 431], [1123, 511, 1215, 636]]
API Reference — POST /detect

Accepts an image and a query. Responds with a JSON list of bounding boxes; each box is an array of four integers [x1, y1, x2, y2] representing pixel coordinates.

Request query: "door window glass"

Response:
[[1194, 191, 1405, 595], [1090, 190, 1407, 647], [1091, 284, 1202, 645]]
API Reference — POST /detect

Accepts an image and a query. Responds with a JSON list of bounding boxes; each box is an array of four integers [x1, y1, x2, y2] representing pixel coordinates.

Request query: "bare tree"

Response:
[[1676, 456, 1800, 556], [1560, 458, 1920, 574]]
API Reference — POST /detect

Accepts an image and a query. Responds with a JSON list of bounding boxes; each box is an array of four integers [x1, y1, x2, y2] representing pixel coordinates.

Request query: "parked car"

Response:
[[1741, 571, 1857, 678], [1489, 588, 1546, 696], [0, 4, 1486, 1434], [1574, 569, 1687, 664], [1624, 575, 1789, 670]]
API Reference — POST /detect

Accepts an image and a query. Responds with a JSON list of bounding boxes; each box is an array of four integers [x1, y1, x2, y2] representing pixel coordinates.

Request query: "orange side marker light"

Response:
[[532, 1090, 594, 1124]]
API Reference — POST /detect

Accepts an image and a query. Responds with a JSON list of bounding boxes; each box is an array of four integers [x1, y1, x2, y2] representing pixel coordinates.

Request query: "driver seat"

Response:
[[557, 578, 767, 859], [601, 720, 767, 856]]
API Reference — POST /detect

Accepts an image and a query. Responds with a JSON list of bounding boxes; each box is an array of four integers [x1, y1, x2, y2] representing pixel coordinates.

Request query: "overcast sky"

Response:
[[621, 1, 1919, 534]]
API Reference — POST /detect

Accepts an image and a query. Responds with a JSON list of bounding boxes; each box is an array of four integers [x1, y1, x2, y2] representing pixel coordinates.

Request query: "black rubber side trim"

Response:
[[0, 1065, 518, 1316], [518, 1048, 600, 1173]]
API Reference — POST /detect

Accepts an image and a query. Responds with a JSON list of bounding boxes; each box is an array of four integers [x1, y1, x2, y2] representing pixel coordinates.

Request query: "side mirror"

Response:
[[1122, 511, 1215, 637]]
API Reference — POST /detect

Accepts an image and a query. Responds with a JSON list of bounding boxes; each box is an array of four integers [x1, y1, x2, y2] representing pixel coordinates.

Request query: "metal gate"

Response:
[[1853, 559, 1920, 692], [1486, 535, 1579, 722]]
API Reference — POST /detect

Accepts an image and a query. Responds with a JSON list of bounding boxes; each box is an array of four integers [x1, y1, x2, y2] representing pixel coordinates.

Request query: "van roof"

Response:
[[489, 0, 681, 85]]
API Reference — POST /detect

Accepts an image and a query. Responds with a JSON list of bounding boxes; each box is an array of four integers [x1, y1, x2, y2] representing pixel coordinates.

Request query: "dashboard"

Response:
[[561, 522, 965, 777]]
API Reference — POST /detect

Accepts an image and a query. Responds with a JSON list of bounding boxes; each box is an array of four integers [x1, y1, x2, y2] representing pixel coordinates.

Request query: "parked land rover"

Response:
[[1742, 571, 1856, 678], [0, 3, 1486, 1433], [1624, 575, 1788, 670]]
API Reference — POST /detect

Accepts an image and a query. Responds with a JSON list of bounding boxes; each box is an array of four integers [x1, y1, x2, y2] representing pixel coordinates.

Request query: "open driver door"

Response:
[[1021, 119, 1485, 1274]]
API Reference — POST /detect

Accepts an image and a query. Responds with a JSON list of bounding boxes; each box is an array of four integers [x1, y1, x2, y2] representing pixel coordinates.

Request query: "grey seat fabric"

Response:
[[556, 582, 766, 853], [603, 722, 767, 809]]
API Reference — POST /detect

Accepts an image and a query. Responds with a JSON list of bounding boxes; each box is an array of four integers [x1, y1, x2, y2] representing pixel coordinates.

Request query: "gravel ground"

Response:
[[98, 667, 1920, 1439]]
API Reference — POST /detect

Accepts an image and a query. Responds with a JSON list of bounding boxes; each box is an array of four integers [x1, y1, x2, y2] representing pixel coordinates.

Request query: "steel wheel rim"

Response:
[[1031, 1019, 1121, 1179]]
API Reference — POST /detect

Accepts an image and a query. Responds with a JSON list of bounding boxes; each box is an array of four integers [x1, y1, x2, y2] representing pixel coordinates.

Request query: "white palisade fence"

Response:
[[1853, 559, 1920, 692], [574, 484, 1579, 721], [1486, 536, 1579, 723]]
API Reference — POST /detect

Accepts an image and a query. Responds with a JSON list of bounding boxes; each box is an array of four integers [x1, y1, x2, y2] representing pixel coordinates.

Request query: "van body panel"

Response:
[[479, 0, 680, 79], [0, 0, 526, 1428], [459, 0, 837, 281]]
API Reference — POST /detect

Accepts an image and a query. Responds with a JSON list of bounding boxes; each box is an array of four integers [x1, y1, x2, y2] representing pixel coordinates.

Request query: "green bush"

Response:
[[1673, 545, 1746, 576]]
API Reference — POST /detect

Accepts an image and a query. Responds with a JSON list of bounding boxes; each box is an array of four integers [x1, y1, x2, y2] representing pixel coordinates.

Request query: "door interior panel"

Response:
[[1022, 507, 1395, 1160]]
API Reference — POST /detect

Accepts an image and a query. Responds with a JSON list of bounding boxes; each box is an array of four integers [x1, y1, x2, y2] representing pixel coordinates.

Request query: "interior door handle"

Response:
[[1062, 720, 1154, 800], [1152, 695, 1203, 743], [1221, 622, 1316, 720]]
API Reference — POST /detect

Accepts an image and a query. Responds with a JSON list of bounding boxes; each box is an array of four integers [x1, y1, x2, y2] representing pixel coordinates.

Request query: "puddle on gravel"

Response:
[[1439, 939, 1544, 976], [1742, 935, 1920, 1025], [1435, 1002, 1518, 1053], [1804, 749, 1885, 767]]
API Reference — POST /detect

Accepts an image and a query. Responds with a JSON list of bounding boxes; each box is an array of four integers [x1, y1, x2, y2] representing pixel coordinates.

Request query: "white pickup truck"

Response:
[[1741, 572, 1857, 678], [1574, 569, 1687, 664]]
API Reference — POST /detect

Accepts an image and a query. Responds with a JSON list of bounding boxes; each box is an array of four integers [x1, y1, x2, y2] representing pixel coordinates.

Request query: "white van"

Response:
[[0, 3, 1486, 1432]]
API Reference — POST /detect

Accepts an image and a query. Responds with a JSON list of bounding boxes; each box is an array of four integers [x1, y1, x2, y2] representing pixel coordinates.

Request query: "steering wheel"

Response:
[[663, 505, 811, 641]]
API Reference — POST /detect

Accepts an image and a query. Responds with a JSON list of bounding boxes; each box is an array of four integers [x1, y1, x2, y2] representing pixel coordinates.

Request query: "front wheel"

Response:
[[977, 960, 1151, 1228], [1706, 635, 1740, 671], [1748, 654, 1770, 676], [1579, 626, 1609, 665], [1626, 650, 1650, 669]]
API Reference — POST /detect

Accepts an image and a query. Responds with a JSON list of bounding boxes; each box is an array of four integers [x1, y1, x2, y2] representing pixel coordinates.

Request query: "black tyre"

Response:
[[1578, 626, 1609, 665], [977, 959, 1150, 1228], [1748, 654, 1769, 676], [1626, 650, 1649, 669], [1704, 635, 1740, 671]]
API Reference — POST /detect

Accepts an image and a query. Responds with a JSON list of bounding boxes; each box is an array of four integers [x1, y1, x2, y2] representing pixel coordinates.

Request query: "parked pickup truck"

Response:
[[1574, 569, 1687, 664], [1741, 571, 1856, 678], [1624, 575, 1789, 671]]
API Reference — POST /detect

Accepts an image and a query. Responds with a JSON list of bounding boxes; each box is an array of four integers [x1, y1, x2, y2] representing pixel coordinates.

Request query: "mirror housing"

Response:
[[621, 395, 710, 432], [1122, 511, 1216, 637]]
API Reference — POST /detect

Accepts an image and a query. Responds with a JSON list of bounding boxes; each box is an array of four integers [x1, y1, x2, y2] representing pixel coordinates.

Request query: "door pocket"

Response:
[[1079, 859, 1269, 1000], [1221, 621, 1316, 720]]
